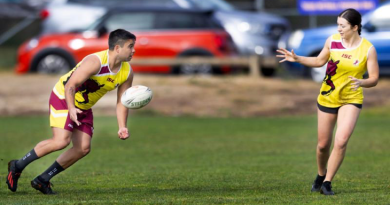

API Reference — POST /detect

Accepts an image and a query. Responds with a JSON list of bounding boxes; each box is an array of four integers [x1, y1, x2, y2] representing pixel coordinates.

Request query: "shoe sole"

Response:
[[31, 180, 56, 195], [31, 180, 44, 193], [311, 183, 322, 192], [320, 188, 334, 195]]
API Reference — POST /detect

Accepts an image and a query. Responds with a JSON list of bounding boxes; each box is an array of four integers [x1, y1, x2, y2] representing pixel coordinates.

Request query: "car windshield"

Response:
[[0, 0, 24, 2], [68, 0, 234, 11], [362, 1, 390, 25], [84, 11, 222, 32], [185, 0, 234, 11]]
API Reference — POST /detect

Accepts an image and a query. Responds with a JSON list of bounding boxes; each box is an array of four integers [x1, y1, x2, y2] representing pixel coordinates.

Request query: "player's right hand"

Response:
[[118, 127, 130, 140], [69, 108, 83, 126], [276, 48, 298, 63]]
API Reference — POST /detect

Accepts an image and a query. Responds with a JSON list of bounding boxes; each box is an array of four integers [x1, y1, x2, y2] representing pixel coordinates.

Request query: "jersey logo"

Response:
[[341, 54, 352, 59], [353, 59, 359, 66], [63, 74, 105, 104], [107, 77, 115, 83], [76, 79, 105, 104], [321, 59, 339, 96]]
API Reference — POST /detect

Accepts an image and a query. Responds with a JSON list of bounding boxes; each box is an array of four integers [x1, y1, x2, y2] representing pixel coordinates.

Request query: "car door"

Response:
[[93, 11, 172, 73]]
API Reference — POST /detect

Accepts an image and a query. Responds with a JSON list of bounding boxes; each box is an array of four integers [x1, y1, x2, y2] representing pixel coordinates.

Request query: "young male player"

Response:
[[6, 29, 136, 194]]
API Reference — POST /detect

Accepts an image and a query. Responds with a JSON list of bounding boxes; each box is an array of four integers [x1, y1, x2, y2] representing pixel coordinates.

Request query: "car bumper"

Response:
[[15, 46, 31, 74]]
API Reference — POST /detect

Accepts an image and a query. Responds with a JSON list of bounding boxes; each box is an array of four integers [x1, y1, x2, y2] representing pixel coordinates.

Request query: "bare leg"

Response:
[[56, 129, 92, 169], [317, 108, 337, 176], [325, 105, 361, 182], [34, 128, 72, 158]]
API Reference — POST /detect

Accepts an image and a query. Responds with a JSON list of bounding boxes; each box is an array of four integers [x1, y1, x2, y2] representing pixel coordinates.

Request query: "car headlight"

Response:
[[69, 39, 85, 50], [288, 30, 304, 49], [237, 21, 264, 34], [26, 38, 39, 51]]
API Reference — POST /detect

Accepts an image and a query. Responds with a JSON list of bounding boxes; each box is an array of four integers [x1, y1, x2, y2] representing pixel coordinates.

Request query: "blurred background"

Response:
[[1, 0, 390, 116], [2, 2, 390, 204]]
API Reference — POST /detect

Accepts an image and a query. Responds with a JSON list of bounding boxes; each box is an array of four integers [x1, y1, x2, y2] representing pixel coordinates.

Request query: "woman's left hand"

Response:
[[349, 76, 362, 91]]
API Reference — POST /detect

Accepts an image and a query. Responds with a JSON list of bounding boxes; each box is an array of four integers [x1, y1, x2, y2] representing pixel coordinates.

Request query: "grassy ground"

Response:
[[0, 111, 389, 204]]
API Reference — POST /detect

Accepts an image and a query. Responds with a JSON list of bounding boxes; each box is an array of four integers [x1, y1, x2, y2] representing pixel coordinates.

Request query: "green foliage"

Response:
[[0, 47, 18, 69], [0, 113, 389, 204]]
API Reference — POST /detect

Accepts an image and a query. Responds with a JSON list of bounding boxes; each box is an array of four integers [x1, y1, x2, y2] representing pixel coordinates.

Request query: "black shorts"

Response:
[[317, 102, 362, 114]]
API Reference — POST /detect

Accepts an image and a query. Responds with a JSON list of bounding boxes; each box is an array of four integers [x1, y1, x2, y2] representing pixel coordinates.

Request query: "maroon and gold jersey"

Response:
[[318, 33, 373, 107], [53, 50, 132, 110]]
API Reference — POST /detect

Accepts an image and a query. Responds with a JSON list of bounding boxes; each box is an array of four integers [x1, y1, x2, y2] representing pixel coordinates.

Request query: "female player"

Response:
[[277, 8, 379, 195]]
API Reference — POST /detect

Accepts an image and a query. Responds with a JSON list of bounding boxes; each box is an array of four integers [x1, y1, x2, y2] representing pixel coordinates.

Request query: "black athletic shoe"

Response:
[[320, 181, 335, 195], [311, 173, 326, 192], [31, 177, 56, 195], [6, 160, 22, 192]]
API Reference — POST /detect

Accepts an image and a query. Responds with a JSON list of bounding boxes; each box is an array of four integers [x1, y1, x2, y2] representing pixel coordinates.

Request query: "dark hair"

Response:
[[108, 29, 136, 50], [338, 8, 362, 35]]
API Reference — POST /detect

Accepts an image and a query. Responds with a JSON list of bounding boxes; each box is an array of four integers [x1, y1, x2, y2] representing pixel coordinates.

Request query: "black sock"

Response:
[[315, 174, 326, 184], [15, 149, 39, 172], [318, 173, 326, 178], [39, 161, 65, 183]]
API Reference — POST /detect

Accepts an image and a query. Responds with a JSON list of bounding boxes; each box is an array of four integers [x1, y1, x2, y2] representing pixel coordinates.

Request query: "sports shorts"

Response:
[[317, 102, 362, 114], [49, 91, 94, 137]]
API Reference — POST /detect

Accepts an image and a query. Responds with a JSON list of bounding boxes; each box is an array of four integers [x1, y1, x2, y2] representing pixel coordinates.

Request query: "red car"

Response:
[[16, 8, 236, 74]]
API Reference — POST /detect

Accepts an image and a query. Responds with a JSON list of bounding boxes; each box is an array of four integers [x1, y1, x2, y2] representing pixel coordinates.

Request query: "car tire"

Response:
[[31, 49, 76, 74], [172, 49, 218, 75], [36, 54, 72, 74], [261, 67, 276, 77]]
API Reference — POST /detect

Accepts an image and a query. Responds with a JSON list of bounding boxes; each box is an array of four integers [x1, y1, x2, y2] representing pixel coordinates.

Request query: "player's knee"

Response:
[[79, 146, 91, 156], [53, 138, 71, 150], [317, 142, 331, 152], [334, 139, 348, 150]]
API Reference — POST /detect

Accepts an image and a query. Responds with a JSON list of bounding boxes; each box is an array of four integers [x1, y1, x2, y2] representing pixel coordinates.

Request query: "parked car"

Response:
[[39, 0, 290, 76], [15, 7, 237, 74], [280, 0, 390, 82]]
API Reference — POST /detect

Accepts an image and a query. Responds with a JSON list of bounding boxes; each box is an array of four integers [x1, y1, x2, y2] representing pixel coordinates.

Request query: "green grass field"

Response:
[[1, 111, 390, 204]]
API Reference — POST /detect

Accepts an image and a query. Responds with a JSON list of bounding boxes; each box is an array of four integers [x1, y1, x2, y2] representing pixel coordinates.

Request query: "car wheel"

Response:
[[173, 49, 218, 75], [179, 63, 213, 75], [261, 67, 276, 77], [36, 54, 72, 74], [310, 63, 327, 83]]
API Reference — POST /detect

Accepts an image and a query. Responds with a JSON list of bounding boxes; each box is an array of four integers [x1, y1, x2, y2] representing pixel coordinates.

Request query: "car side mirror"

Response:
[[97, 26, 108, 38], [363, 22, 376, 32]]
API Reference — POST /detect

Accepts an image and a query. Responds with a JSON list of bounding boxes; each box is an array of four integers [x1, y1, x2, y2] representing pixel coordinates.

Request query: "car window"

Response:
[[186, 0, 234, 11], [105, 12, 155, 31], [68, 0, 234, 10], [155, 12, 220, 29], [370, 4, 390, 29], [0, 0, 22, 2], [68, 0, 180, 7]]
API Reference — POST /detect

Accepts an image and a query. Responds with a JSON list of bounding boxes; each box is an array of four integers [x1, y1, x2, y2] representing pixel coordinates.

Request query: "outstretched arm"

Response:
[[64, 55, 101, 125], [277, 36, 331, 68], [116, 70, 134, 140]]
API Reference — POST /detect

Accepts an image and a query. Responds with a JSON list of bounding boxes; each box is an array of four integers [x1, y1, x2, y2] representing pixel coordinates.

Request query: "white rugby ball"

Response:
[[121, 85, 153, 109]]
